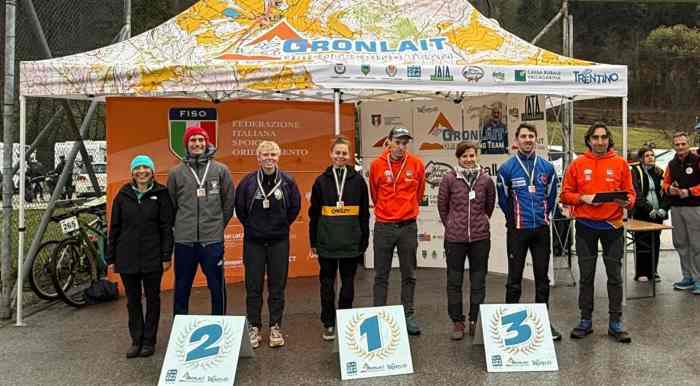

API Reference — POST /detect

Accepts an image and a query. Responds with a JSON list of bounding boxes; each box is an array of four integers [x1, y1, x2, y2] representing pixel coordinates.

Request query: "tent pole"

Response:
[[334, 89, 341, 136], [16, 96, 26, 326], [622, 96, 628, 160]]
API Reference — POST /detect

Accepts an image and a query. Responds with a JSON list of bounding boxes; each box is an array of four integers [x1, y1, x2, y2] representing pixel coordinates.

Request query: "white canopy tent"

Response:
[[17, 0, 628, 322]]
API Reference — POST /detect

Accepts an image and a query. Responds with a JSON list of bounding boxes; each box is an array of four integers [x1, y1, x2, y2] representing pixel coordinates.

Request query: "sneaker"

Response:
[[451, 321, 465, 341], [673, 277, 695, 290], [249, 326, 262, 349], [692, 283, 700, 295], [405, 314, 422, 336], [322, 326, 336, 341], [608, 320, 631, 343], [637, 276, 649, 282], [139, 345, 155, 357], [468, 321, 477, 337], [654, 275, 662, 283], [126, 344, 141, 359], [570, 319, 593, 339], [550, 326, 562, 341], [269, 324, 285, 348]]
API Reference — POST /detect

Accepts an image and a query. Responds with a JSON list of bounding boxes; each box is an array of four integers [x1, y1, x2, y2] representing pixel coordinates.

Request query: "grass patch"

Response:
[[547, 122, 672, 154]]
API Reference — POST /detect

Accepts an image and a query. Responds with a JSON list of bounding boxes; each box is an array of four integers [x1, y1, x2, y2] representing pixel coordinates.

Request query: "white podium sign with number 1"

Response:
[[336, 305, 414, 380], [158, 315, 254, 385], [474, 304, 558, 373]]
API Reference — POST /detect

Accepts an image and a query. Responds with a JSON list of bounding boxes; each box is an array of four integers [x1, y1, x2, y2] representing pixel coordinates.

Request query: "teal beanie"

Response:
[[130, 155, 155, 173]]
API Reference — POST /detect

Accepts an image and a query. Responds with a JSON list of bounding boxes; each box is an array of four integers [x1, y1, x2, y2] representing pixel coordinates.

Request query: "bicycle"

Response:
[[49, 196, 108, 307]]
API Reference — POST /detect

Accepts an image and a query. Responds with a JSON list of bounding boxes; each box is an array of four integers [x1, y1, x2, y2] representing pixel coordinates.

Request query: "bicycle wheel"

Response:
[[28, 240, 61, 300], [50, 238, 93, 307]]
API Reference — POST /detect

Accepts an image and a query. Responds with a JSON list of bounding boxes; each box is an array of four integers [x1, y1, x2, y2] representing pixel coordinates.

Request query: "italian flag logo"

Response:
[[168, 108, 218, 159]]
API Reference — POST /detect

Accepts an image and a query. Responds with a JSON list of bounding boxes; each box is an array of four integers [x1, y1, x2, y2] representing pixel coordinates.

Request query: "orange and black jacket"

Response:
[[560, 150, 635, 228], [369, 150, 426, 222], [662, 151, 700, 207]]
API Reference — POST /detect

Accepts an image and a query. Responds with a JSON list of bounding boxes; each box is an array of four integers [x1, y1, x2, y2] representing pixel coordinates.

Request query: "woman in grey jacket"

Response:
[[437, 141, 495, 340]]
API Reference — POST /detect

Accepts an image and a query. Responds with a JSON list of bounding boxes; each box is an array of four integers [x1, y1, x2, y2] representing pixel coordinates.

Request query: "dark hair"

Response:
[[584, 121, 615, 150], [672, 131, 689, 141], [330, 135, 351, 152], [455, 141, 479, 159], [637, 146, 653, 161], [515, 123, 537, 138]]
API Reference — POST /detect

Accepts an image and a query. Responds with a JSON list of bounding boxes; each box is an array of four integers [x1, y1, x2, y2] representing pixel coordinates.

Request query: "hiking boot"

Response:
[[673, 277, 695, 290], [269, 324, 285, 348], [570, 319, 593, 339], [692, 283, 700, 295], [322, 326, 336, 341], [126, 344, 141, 359], [451, 321, 465, 341], [608, 320, 631, 343], [551, 325, 562, 341], [139, 345, 155, 357], [405, 314, 421, 336], [468, 321, 477, 337], [249, 326, 262, 349]]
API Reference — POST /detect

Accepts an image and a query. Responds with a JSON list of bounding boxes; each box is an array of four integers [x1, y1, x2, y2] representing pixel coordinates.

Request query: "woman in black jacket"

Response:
[[308, 136, 370, 341], [631, 147, 669, 282], [107, 155, 174, 358]]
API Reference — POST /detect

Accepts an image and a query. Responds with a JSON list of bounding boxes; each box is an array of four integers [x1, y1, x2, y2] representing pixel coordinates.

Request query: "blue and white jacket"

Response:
[[496, 152, 558, 229]]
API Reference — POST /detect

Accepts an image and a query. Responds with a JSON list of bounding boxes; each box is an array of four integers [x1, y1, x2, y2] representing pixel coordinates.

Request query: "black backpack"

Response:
[[84, 279, 119, 304]]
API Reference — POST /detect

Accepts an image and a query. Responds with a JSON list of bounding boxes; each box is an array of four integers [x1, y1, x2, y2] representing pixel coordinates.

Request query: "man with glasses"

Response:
[[561, 122, 635, 343], [369, 127, 426, 335], [662, 131, 700, 294]]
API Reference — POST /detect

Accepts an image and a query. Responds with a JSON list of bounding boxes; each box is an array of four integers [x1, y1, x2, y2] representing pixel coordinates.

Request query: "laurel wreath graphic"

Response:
[[488, 307, 545, 355], [345, 311, 401, 360], [175, 319, 236, 371]]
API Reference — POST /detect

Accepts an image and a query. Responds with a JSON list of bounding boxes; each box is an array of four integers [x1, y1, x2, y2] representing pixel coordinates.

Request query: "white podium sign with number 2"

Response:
[[336, 305, 414, 380], [158, 315, 253, 386]]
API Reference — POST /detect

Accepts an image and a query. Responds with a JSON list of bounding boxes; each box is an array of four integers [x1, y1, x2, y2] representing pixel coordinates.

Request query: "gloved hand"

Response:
[[649, 209, 658, 219], [657, 209, 667, 218]]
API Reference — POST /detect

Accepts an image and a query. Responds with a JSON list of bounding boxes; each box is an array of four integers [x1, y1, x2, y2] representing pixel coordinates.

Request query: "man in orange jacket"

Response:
[[560, 122, 635, 343], [369, 127, 426, 335]]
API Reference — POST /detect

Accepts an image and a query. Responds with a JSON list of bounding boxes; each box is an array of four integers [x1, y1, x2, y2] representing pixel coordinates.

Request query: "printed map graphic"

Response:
[[20, 0, 594, 97]]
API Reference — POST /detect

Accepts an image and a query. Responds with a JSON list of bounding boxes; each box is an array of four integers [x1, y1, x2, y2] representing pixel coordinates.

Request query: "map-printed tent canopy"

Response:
[[19, 0, 627, 100]]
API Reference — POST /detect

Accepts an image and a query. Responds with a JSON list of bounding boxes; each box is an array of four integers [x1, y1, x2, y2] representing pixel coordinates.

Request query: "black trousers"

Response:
[[243, 238, 289, 328], [575, 223, 624, 321], [319, 256, 361, 328], [445, 239, 490, 322], [634, 230, 661, 279], [120, 271, 162, 347], [505, 226, 551, 305]]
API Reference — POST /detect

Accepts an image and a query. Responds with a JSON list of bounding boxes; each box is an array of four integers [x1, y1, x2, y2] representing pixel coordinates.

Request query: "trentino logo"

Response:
[[514, 70, 527, 82]]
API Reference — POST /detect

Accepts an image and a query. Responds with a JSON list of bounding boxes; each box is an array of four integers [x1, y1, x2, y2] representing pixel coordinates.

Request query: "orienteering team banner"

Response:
[[360, 95, 548, 279], [106, 97, 355, 289], [20, 0, 627, 99]]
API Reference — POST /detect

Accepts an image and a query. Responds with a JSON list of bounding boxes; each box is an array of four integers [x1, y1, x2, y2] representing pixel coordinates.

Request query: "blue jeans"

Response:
[[173, 242, 227, 315]]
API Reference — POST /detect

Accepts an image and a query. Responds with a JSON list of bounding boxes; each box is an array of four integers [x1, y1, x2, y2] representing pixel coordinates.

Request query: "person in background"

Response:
[[235, 141, 301, 349], [108, 155, 174, 358], [630, 146, 668, 282], [308, 136, 370, 341], [497, 123, 561, 341], [167, 127, 236, 316], [560, 122, 635, 343], [438, 141, 495, 340], [369, 127, 426, 335], [662, 131, 700, 294]]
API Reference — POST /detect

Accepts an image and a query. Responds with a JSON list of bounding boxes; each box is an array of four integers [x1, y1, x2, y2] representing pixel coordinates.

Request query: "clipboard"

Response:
[[592, 191, 629, 203]]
